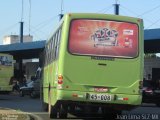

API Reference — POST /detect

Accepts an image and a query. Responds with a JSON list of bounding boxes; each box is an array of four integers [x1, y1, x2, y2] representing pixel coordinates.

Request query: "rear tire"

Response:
[[49, 104, 58, 118], [48, 87, 58, 118], [59, 104, 68, 118], [69, 104, 75, 113]]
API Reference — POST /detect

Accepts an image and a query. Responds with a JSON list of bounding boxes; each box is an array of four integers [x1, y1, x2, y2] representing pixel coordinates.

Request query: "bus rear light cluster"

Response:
[[123, 97, 129, 101], [117, 97, 129, 101], [58, 75, 63, 84]]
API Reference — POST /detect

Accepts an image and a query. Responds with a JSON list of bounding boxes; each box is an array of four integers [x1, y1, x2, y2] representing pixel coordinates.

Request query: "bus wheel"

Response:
[[91, 106, 99, 114], [59, 104, 68, 118], [48, 91, 57, 118], [69, 104, 75, 113], [49, 105, 58, 118]]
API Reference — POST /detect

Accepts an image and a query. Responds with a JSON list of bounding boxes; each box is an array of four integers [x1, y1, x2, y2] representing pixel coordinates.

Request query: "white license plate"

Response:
[[88, 93, 111, 101]]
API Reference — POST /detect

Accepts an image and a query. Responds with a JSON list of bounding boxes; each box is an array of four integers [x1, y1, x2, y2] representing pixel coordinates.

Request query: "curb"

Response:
[[27, 113, 43, 120]]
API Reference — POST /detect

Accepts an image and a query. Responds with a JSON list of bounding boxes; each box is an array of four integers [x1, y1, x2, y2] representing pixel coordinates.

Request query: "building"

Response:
[[144, 58, 160, 81], [3, 34, 36, 80], [3, 35, 33, 45]]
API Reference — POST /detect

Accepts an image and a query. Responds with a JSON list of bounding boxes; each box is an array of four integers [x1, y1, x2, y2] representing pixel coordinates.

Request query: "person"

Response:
[[22, 76, 27, 86], [35, 67, 41, 79], [9, 76, 19, 92]]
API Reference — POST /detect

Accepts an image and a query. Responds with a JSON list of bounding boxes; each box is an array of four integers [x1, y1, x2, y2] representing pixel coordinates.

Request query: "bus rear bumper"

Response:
[[56, 89, 142, 107]]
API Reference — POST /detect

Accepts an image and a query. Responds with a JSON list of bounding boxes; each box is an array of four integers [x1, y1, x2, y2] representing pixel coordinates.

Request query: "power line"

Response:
[[0, 23, 19, 36], [97, 5, 113, 13], [61, 0, 64, 14], [21, 0, 24, 22], [24, 22, 47, 40], [59, 0, 64, 20], [29, 0, 31, 36], [115, 0, 120, 4], [120, 5, 159, 28], [120, 5, 138, 16], [137, 4, 160, 17], [33, 15, 58, 30], [145, 17, 160, 29], [24, 15, 59, 39]]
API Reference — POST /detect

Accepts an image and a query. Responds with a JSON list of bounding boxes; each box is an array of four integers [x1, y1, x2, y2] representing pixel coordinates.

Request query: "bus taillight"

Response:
[[58, 75, 63, 84]]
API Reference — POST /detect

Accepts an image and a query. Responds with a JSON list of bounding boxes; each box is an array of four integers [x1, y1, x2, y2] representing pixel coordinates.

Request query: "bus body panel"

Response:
[[62, 56, 141, 93]]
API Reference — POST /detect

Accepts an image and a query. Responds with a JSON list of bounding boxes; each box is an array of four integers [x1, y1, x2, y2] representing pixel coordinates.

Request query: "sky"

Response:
[[0, 0, 160, 45]]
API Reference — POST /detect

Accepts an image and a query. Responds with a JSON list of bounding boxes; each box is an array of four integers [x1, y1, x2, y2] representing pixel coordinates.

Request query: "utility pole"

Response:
[[20, 22, 23, 43], [59, 0, 64, 20], [113, 0, 120, 15], [18, 0, 24, 83], [59, 14, 63, 20], [19, 21, 24, 83]]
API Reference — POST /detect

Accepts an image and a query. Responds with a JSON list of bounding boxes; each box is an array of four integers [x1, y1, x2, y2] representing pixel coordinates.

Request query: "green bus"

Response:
[[42, 13, 144, 118], [0, 53, 14, 93]]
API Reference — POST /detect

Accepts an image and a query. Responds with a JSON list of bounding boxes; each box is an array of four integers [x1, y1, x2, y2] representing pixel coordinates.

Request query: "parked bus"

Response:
[[0, 53, 14, 93], [42, 13, 144, 118]]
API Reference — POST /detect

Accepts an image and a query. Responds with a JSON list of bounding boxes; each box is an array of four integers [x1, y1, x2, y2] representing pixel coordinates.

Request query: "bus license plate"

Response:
[[88, 94, 111, 101]]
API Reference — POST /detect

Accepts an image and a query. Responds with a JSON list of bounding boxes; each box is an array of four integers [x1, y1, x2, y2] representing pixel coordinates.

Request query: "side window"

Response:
[[55, 29, 62, 59], [49, 41, 52, 63], [53, 33, 57, 60], [44, 25, 62, 65], [44, 46, 48, 66], [50, 37, 54, 61], [47, 44, 49, 64], [54, 33, 58, 59], [52, 36, 55, 60]]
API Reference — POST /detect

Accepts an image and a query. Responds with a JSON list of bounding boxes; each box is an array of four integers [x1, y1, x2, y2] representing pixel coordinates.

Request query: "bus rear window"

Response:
[[68, 19, 139, 58]]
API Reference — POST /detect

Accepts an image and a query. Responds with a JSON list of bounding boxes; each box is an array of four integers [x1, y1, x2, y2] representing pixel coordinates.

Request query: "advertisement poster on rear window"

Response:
[[69, 19, 138, 58]]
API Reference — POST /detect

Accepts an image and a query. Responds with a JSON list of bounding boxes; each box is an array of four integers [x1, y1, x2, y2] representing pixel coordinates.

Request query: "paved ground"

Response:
[[0, 93, 160, 120]]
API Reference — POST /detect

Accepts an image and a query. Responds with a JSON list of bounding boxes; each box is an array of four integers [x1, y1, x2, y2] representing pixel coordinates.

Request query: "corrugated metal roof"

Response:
[[0, 40, 46, 52], [144, 28, 160, 40]]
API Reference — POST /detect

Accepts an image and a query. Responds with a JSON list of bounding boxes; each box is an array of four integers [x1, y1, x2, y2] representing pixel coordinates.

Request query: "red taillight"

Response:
[[58, 80, 63, 84], [123, 97, 129, 101], [58, 75, 63, 84], [117, 97, 129, 101], [72, 94, 78, 98]]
